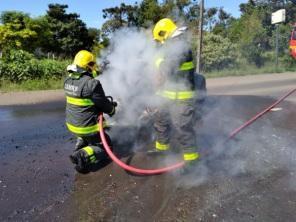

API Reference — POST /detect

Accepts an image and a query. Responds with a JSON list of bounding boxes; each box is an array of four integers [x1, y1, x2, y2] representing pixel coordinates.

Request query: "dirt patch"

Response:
[[0, 89, 64, 106]]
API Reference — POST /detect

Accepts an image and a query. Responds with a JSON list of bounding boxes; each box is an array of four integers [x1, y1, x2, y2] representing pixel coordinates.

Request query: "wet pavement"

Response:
[[0, 101, 75, 221], [0, 93, 296, 222]]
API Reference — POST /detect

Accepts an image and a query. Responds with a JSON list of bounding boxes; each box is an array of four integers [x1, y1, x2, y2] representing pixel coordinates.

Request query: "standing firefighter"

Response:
[[150, 18, 200, 171], [64, 50, 117, 173]]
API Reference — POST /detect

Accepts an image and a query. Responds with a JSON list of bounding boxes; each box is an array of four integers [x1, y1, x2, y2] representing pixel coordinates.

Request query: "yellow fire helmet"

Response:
[[153, 18, 177, 43], [73, 50, 97, 73]]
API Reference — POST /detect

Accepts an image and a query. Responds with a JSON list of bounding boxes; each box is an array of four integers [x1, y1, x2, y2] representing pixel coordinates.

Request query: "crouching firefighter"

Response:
[[150, 18, 200, 172], [64, 50, 117, 173]]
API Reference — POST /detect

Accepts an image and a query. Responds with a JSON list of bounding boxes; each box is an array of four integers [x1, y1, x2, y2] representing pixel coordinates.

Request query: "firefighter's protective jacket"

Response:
[[64, 72, 114, 136], [156, 49, 195, 100]]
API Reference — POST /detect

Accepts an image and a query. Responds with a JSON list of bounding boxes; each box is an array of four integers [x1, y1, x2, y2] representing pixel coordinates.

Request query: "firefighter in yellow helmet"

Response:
[[150, 18, 200, 172], [64, 50, 117, 173]]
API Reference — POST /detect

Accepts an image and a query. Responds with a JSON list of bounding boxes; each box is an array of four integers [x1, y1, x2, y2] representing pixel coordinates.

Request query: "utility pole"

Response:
[[271, 8, 285, 72], [196, 0, 204, 74], [275, 24, 279, 71]]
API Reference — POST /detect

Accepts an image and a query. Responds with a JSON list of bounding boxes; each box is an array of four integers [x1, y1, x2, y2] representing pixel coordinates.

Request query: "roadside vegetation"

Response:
[[0, 1, 296, 92]]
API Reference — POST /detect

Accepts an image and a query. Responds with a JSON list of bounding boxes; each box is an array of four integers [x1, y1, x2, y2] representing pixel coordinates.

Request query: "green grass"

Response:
[[0, 78, 64, 92], [205, 62, 295, 78]]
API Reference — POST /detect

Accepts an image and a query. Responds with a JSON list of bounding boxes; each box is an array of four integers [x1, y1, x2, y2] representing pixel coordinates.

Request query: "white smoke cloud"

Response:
[[98, 28, 157, 127], [95, 26, 296, 194], [177, 96, 296, 189], [98, 27, 191, 127]]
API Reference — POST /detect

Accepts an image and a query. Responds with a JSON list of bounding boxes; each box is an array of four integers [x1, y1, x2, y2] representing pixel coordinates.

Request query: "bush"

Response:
[[0, 50, 34, 81], [0, 49, 68, 82], [37, 59, 69, 79], [240, 43, 265, 68], [280, 53, 296, 71], [202, 33, 238, 71]]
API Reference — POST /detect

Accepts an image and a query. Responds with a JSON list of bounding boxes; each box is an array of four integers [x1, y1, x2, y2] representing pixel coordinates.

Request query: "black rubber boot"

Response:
[[74, 137, 87, 151], [70, 150, 90, 174], [69, 150, 79, 164], [146, 148, 171, 156], [180, 159, 200, 175]]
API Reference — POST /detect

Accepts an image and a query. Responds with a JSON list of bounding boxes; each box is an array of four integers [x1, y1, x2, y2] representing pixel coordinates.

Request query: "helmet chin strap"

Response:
[[87, 65, 99, 78], [92, 70, 98, 78]]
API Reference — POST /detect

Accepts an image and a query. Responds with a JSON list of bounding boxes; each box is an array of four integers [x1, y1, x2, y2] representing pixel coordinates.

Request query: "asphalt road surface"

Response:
[[0, 73, 295, 222]]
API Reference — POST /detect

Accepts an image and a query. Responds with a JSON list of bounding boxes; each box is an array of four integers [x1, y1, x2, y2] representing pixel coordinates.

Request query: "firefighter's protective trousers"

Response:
[[154, 96, 198, 161], [154, 49, 199, 161]]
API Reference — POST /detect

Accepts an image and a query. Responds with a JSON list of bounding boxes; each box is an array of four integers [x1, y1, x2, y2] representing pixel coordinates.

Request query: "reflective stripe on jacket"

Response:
[[155, 50, 196, 100], [156, 90, 195, 100]]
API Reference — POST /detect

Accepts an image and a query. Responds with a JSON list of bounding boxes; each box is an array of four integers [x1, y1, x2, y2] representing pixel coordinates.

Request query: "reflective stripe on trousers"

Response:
[[183, 152, 199, 161], [82, 146, 96, 163], [67, 123, 99, 135], [66, 122, 107, 135], [155, 141, 170, 151], [153, 98, 198, 158]]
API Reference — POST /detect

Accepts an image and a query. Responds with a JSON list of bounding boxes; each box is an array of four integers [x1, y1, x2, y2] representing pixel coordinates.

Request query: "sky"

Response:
[[0, 0, 247, 28]]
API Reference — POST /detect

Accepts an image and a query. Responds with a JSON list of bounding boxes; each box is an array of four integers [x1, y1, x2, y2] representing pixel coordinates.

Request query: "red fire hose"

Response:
[[99, 117, 185, 174], [99, 88, 296, 175], [228, 88, 296, 139]]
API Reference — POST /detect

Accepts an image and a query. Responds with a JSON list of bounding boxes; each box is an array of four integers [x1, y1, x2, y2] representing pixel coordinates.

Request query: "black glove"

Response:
[[108, 102, 118, 117]]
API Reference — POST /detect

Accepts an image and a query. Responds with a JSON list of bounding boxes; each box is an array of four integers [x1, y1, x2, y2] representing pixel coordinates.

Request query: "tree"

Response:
[[88, 28, 105, 55], [205, 7, 218, 31], [101, 3, 138, 36], [239, 9, 268, 67], [100, 0, 201, 36], [0, 11, 38, 52], [232, 0, 296, 66], [212, 8, 233, 37], [137, 0, 163, 28], [45, 4, 94, 57], [26, 16, 52, 55], [0, 11, 30, 25]]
